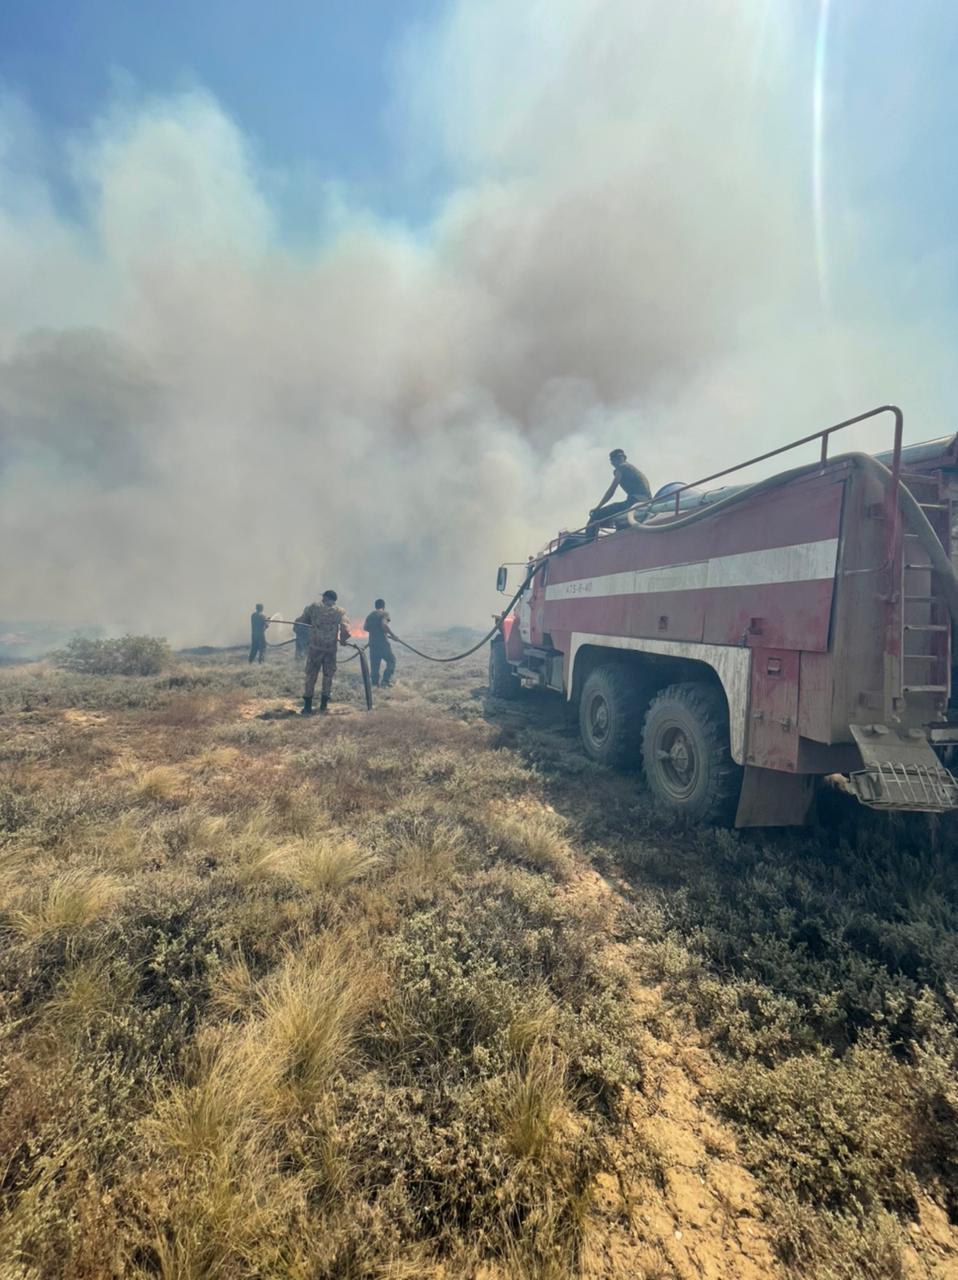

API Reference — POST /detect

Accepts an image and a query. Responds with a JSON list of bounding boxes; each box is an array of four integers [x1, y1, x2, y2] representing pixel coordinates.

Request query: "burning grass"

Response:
[[0, 648, 957, 1277]]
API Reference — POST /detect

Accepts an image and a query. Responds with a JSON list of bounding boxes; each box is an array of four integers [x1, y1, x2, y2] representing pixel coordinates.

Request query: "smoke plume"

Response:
[[1, 0, 954, 645]]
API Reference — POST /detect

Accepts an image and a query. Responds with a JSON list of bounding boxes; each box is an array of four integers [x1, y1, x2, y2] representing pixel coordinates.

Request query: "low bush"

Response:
[[52, 634, 172, 677]]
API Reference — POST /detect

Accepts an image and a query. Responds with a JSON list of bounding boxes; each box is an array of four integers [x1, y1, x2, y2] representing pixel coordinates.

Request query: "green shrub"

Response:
[[52, 634, 172, 676]]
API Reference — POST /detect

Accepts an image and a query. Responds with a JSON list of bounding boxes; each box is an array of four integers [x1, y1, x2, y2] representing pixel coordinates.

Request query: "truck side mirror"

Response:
[[496, 566, 508, 593]]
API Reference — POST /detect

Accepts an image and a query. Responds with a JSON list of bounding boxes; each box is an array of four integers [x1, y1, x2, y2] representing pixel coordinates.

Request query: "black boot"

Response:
[[301, 696, 314, 715], [319, 694, 329, 714]]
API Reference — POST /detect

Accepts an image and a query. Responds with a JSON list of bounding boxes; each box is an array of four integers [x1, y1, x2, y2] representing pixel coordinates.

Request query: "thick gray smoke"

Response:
[[1, 0, 954, 645]]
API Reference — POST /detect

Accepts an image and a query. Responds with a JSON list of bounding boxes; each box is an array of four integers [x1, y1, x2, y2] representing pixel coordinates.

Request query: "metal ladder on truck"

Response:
[[850, 469, 958, 810], [900, 472, 951, 703]]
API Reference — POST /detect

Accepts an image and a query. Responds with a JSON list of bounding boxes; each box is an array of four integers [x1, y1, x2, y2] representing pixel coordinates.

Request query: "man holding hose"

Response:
[[296, 589, 350, 715], [364, 598, 397, 688]]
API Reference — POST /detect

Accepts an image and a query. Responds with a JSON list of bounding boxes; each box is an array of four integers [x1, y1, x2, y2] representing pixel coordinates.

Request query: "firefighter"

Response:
[[364, 597, 397, 688], [249, 603, 269, 663], [293, 619, 309, 661], [588, 449, 652, 536], [297, 589, 350, 715]]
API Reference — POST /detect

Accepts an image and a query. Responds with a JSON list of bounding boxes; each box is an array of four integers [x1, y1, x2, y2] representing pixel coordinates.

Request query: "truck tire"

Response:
[[641, 681, 742, 824], [489, 638, 520, 699], [578, 663, 648, 767]]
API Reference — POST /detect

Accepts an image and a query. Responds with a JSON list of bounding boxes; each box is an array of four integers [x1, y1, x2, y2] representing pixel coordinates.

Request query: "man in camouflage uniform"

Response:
[[296, 589, 350, 715]]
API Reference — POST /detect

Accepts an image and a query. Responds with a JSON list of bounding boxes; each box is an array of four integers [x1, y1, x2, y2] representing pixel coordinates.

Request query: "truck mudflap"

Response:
[[848, 724, 958, 812]]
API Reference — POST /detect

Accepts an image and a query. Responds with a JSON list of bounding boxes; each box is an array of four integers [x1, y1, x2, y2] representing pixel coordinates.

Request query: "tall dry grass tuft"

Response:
[[7, 869, 123, 937], [43, 952, 132, 1031], [146, 1040, 256, 1160], [392, 817, 468, 879], [0, 842, 29, 905], [506, 983, 559, 1059], [253, 834, 380, 893], [243, 937, 374, 1115], [134, 765, 184, 802], [496, 1045, 571, 1162], [210, 953, 262, 1019], [486, 809, 575, 880], [83, 812, 155, 872]]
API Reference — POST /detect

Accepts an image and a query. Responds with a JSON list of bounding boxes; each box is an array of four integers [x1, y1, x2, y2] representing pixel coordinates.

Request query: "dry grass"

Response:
[[485, 807, 576, 880], [6, 869, 123, 937], [42, 952, 134, 1031], [209, 952, 261, 1018], [2, 652, 957, 1279], [506, 982, 559, 1058], [496, 1045, 572, 1161], [252, 833, 381, 891], [249, 938, 374, 1113], [133, 764, 185, 802], [146, 1040, 254, 1159]]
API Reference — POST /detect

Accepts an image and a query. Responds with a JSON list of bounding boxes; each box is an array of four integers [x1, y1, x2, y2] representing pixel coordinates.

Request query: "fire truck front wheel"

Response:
[[489, 638, 521, 699], [578, 664, 647, 766], [641, 682, 742, 824]]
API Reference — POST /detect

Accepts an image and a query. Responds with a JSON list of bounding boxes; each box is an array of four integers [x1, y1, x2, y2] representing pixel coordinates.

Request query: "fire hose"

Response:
[[264, 619, 373, 710], [388, 564, 539, 663], [266, 564, 539, 675], [255, 451, 957, 703]]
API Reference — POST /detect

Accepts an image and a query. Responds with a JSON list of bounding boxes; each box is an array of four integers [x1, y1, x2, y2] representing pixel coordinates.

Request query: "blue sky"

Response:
[[2, 0, 957, 264], [0, 0, 447, 224]]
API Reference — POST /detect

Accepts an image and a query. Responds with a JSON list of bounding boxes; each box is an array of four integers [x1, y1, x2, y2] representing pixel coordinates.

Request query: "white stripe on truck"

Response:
[[545, 537, 839, 602]]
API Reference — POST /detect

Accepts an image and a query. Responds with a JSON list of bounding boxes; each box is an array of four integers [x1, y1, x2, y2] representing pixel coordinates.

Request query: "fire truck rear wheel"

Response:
[[641, 682, 742, 824], [489, 638, 521, 699], [578, 664, 647, 766]]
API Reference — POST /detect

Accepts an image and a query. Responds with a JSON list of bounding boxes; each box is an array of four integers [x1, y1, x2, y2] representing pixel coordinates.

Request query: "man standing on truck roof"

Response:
[[296, 589, 351, 715], [587, 449, 651, 537], [249, 604, 269, 664], [364, 598, 397, 688]]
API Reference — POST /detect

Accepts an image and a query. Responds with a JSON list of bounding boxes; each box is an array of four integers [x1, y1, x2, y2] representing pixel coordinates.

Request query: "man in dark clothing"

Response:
[[364, 598, 397, 688], [293, 620, 309, 661], [587, 449, 651, 537], [296, 589, 350, 714], [249, 604, 269, 663]]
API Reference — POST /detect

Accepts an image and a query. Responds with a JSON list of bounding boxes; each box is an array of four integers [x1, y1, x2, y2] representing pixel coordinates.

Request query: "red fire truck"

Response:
[[491, 407, 958, 826]]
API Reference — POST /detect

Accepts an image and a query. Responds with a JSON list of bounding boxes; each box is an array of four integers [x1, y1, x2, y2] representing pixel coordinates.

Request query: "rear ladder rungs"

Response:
[[904, 623, 950, 632], [902, 685, 949, 693]]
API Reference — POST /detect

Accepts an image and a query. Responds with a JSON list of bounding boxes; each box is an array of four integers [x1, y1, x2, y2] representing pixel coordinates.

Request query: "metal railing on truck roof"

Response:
[[549, 405, 904, 551]]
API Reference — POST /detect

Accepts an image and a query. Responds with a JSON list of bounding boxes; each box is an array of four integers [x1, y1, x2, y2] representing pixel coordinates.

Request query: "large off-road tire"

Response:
[[488, 638, 521, 699], [641, 681, 742, 824], [578, 663, 650, 767]]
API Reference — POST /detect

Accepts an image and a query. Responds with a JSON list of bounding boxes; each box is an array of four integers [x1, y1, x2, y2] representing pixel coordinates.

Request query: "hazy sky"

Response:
[[1, 1, 957, 643]]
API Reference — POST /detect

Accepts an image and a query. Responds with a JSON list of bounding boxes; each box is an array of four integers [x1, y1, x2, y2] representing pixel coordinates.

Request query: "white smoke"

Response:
[[1, 1, 954, 645]]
